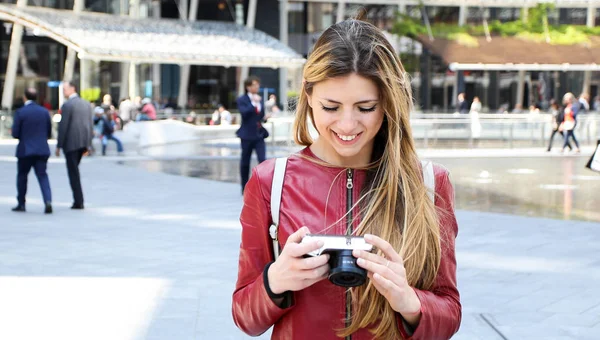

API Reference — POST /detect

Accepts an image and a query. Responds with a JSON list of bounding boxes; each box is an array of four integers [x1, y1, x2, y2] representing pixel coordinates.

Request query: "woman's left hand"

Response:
[[353, 234, 422, 317]]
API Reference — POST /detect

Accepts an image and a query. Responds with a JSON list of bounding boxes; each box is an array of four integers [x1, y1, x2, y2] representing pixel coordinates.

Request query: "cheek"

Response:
[[368, 111, 385, 133]]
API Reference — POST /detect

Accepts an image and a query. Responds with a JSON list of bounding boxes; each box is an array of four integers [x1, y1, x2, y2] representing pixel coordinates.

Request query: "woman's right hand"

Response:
[[267, 227, 330, 295]]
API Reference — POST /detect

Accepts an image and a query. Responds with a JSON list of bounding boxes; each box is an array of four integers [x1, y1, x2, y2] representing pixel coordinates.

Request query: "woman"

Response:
[[232, 19, 461, 340], [561, 93, 581, 153], [546, 100, 571, 152], [469, 96, 482, 144]]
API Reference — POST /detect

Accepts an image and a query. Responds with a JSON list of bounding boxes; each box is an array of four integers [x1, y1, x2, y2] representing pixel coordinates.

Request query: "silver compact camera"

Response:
[[301, 234, 373, 287]]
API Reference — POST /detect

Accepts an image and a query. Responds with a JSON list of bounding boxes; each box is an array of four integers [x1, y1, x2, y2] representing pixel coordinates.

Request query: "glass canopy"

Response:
[[0, 4, 306, 68]]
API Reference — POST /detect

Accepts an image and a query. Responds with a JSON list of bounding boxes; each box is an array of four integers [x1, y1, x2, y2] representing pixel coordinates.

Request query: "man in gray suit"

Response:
[[56, 81, 93, 209]]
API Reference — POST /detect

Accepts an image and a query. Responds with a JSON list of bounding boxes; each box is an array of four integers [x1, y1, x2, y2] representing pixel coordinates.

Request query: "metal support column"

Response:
[[279, 0, 289, 113], [336, 1, 345, 23], [128, 0, 139, 99], [458, 5, 467, 26], [238, 0, 257, 96], [152, 0, 161, 100], [178, 0, 199, 109], [583, 4, 595, 95], [62, 0, 83, 83], [0, 0, 27, 109], [118, 0, 130, 100], [516, 70, 526, 108]]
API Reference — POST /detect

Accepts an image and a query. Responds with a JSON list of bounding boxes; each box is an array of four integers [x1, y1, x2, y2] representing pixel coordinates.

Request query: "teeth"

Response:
[[336, 133, 357, 141]]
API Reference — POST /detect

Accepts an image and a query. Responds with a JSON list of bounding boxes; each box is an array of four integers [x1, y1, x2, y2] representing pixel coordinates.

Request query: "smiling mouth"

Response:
[[334, 131, 362, 142]]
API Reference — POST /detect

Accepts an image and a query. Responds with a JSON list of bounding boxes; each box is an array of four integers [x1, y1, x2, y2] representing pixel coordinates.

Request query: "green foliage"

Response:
[[392, 13, 427, 38], [80, 88, 101, 102], [448, 33, 479, 47], [391, 3, 599, 46]]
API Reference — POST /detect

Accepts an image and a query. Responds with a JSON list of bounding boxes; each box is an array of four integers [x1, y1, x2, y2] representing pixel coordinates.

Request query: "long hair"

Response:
[[293, 19, 441, 339]]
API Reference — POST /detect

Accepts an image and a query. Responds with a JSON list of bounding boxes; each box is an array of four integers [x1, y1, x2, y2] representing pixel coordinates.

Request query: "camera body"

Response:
[[301, 234, 373, 287]]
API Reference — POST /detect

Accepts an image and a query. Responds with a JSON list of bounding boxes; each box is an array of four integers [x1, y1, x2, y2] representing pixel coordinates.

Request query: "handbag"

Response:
[[268, 158, 436, 260], [563, 120, 575, 131], [259, 126, 270, 139]]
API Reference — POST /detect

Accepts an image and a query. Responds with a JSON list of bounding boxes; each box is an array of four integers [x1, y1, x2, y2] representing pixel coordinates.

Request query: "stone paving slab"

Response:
[[0, 157, 599, 339]]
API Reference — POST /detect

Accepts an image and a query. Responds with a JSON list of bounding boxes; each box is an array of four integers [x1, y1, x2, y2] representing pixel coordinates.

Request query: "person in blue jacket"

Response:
[[11, 88, 53, 214], [236, 76, 271, 194]]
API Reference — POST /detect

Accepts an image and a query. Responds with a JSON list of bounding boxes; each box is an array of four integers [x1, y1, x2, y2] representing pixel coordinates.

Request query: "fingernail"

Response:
[[317, 241, 324, 247], [364, 234, 372, 239], [357, 258, 364, 265]]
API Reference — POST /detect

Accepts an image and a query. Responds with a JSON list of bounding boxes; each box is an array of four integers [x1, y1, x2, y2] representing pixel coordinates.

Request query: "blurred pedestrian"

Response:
[[93, 106, 124, 156], [56, 81, 94, 210], [11, 88, 53, 214], [265, 94, 280, 118], [469, 96, 482, 144], [547, 100, 572, 152], [218, 104, 232, 125], [561, 92, 581, 154], [456, 92, 468, 114], [138, 97, 157, 121]]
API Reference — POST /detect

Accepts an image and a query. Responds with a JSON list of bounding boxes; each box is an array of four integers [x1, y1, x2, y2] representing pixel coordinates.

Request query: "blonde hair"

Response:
[[293, 19, 441, 339]]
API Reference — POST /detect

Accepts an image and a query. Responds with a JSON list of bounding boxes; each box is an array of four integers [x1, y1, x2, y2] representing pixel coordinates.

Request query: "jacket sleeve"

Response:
[[232, 167, 294, 336], [237, 95, 257, 120], [398, 169, 462, 340], [46, 110, 52, 139], [57, 104, 70, 149], [11, 111, 21, 139], [88, 105, 94, 147]]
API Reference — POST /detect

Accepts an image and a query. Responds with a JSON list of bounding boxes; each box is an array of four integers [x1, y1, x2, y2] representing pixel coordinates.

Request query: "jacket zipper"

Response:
[[345, 169, 353, 340]]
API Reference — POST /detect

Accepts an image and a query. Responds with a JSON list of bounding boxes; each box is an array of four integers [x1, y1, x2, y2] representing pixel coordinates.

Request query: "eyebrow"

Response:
[[320, 98, 378, 105]]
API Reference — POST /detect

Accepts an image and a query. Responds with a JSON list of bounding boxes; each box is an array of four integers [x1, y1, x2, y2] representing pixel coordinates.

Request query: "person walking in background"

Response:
[[56, 81, 93, 210], [138, 97, 157, 121], [469, 96, 482, 145], [11, 88, 53, 214], [456, 92, 469, 114], [93, 106, 124, 156], [547, 100, 572, 152], [561, 92, 581, 154], [236, 76, 271, 194], [218, 104, 232, 125], [265, 94, 280, 118], [118, 97, 134, 126]]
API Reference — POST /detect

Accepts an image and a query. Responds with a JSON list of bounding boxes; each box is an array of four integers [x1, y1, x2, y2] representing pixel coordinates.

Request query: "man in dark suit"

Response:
[[56, 81, 93, 209], [236, 76, 271, 194], [11, 88, 53, 213]]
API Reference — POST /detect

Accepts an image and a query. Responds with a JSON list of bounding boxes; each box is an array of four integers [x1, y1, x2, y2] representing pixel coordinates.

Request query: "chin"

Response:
[[333, 146, 362, 160]]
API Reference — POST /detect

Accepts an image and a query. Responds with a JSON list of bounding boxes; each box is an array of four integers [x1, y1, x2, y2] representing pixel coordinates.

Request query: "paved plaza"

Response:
[[0, 143, 599, 339]]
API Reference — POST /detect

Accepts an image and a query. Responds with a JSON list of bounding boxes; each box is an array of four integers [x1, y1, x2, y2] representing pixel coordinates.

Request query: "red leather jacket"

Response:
[[233, 148, 461, 339]]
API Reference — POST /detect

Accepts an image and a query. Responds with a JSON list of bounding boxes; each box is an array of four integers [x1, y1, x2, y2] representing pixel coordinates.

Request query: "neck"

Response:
[[310, 138, 373, 168]]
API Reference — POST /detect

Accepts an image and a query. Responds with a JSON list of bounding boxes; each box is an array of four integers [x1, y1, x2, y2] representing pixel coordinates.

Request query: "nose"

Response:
[[336, 109, 358, 134]]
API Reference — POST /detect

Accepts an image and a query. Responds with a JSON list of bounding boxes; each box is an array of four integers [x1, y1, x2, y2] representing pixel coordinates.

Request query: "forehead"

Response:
[[312, 74, 379, 101]]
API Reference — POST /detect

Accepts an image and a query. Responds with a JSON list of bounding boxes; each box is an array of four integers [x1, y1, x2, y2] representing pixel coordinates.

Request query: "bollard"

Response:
[[509, 122, 514, 149], [271, 120, 276, 155]]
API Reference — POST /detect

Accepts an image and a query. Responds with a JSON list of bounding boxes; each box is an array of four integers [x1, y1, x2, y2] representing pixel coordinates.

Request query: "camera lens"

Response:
[[328, 249, 367, 287]]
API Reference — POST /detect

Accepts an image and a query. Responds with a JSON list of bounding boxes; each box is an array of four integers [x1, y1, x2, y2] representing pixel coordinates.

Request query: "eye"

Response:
[[321, 105, 338, 112], [359, 105, 377, 113]]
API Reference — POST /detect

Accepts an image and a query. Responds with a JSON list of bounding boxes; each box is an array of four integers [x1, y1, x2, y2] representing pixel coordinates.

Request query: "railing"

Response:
[[2, 110, 599, 149]]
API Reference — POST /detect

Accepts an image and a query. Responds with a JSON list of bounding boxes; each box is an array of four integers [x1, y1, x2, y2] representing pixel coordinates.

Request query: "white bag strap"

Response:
[[421, 160, 435, 203], [269, 157, 288, 260]]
